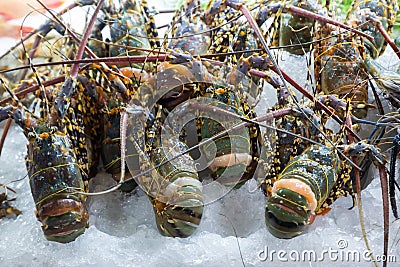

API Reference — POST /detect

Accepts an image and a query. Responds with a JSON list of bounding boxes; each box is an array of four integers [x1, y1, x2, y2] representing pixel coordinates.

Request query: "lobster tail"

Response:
[[150, 179, 204, 237], [26, 125, 88, 243], [265, 187, 309, 238], [265, 145, 341, 238], [150, 139, 204, 238], [200, 87, 253, 187], [35, 195, 88, 243]]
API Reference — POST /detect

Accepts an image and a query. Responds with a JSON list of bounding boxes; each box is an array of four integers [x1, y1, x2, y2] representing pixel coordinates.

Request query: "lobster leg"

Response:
[[343, 141, 389, 267]]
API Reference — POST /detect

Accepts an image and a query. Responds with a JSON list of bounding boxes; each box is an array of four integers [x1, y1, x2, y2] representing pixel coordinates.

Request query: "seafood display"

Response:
[[0, 0, 400, 266]]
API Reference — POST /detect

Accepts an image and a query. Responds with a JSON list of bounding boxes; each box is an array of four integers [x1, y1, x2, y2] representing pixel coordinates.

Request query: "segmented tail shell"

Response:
[[200, 87, 254, 187], [26, 125, 88, 243], [265, 144, 343, 238], [150, 139, 204, 237]]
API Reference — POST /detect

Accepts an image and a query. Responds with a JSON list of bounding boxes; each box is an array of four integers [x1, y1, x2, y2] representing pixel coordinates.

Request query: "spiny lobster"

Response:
[[0, 5, 397, 267]]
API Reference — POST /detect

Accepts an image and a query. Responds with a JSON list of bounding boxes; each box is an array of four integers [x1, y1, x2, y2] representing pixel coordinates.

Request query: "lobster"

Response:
[[0, 101, 89, 243], [119, 0, 265, 236], [262, 103, 387, 239], [313, 0, 398, 119]]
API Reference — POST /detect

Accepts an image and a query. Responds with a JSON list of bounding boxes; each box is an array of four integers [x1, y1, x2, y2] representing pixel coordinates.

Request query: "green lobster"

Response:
[[0, 104, 89, 243], [262, 103, 388, 239]]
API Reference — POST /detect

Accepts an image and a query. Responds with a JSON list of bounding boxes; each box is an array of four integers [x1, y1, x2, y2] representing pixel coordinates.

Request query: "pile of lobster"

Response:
[[0, 0, 399, 265]]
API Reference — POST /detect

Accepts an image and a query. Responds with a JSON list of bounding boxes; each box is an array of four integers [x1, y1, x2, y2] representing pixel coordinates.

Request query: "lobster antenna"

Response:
[[345, 115, 379, 267], [218, 213, 245, 267], [20, 12, 51, 116], [0, 76, 40, 156], [119, 109, 128, 184], [4, 174, 29, 186]]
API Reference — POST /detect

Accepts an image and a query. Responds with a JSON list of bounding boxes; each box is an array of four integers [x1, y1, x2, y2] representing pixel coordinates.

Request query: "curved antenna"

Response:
[[0, 118, 12, 156], [19, 13, 51, 116]]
